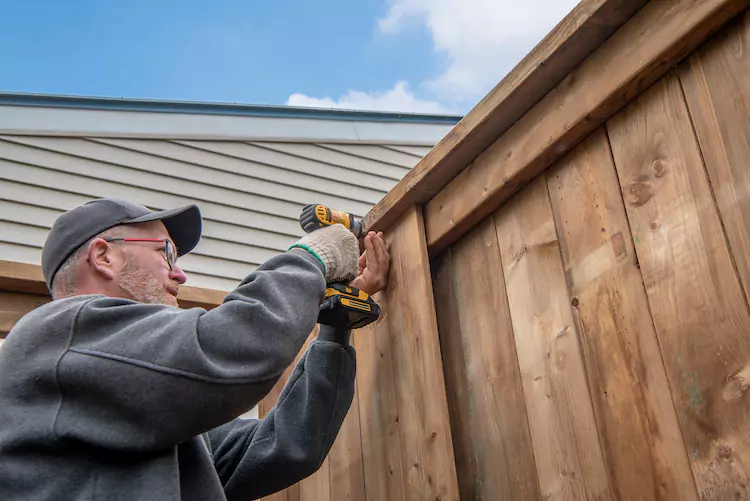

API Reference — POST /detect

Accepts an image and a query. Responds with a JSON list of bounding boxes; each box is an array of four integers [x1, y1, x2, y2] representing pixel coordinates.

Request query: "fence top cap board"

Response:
[[362, 0, 744, 251], [0, 260, 224, 311]]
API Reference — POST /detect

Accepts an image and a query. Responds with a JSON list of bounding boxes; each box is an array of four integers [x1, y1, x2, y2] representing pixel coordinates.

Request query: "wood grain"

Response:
[[547, 128, 698, 500], [298, 458, 331, 501], [362, 0, 646, 234], [680, 11, 750, 307], [0, 290, 51, 335], [328, 381, 366, 501], [431, 250, 479, 500], [608, 74, 750, 500], [379, 206, 459, 500], [432, 218, 541, 500], [494, 176, 612, 500], [425, 0, 747, 256], [353, 291, 408, 501], [0, 260, 48, 295], [262, 485, 299, 501]]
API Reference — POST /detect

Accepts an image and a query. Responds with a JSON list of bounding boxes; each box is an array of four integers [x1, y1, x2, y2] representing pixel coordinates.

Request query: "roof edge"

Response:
[[0, 92, 463, 125]]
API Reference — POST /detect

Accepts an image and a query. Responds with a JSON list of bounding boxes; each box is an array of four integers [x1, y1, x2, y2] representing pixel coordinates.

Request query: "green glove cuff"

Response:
[[288, 243, 327, 276]]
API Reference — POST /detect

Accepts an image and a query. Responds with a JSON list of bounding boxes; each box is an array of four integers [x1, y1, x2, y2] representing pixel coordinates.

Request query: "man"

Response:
[[0, 197, 390, 500]]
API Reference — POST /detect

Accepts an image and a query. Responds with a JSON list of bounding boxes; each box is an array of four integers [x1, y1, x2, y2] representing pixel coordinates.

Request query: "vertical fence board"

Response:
[[431, 249, 479, 500], [681, 12, 750, 305], [493, 176, 612, 500], [383, 206, 459, 500], [547, 128, 699, 500], [353, 292, 407, 500], [262, 488, 299, 501], [329, 381, 366, 501], [298, 458, 331, 501], [432, 218, 541, 501], [608, 74, 750, 500]]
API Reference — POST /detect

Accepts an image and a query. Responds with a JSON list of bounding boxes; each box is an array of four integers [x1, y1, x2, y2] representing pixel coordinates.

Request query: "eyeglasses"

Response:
[[104, 238, 177, 270]]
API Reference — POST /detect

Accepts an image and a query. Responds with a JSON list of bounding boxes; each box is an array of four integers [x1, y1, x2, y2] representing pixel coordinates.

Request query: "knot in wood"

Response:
[[716, 445, 733, 459], [722, 367, 749, 402], [652, 158, 667, 177], [627, 175, 655, 207]]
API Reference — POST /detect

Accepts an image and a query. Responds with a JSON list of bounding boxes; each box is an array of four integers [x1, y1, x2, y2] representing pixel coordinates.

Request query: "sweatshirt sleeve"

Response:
[[206, 335, 356, 500], [53, 250, 326, 451]]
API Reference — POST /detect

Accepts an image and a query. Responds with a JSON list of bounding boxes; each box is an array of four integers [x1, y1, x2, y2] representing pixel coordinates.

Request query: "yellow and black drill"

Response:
[[299, 204, 381, 329]]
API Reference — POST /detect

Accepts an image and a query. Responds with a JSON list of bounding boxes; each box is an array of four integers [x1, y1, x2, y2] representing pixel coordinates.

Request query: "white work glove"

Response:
[[289, 224, 359, 283]]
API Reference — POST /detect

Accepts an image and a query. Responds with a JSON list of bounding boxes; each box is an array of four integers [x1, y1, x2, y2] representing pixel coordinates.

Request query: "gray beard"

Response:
[[118, 257, 171, 305]]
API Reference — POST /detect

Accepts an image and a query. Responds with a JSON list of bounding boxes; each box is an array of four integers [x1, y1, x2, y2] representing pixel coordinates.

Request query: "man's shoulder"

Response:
[[30, 294, 105, 319], [12, 295, 178, 334], [4, 295, 97, 341]]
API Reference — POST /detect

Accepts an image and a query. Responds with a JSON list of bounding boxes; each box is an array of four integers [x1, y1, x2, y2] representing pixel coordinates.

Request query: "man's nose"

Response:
[[169, 265, 187, 285]]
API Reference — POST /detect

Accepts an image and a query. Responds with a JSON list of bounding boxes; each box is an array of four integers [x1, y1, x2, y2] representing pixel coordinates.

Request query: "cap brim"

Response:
[[125, 204, 202, 256]]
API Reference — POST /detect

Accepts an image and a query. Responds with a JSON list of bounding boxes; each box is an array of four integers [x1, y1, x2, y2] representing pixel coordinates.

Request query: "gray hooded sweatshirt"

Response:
[[0, 250, 356, 500]]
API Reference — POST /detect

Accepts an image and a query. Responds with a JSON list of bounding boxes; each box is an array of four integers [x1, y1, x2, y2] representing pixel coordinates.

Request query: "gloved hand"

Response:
[[289, 224, 359, 283]]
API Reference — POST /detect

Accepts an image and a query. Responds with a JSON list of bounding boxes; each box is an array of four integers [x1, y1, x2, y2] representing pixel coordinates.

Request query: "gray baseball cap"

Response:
[[42, 198, 202, 291]]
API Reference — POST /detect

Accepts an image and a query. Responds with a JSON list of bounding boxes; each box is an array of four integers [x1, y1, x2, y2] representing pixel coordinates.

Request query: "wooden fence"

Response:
[[260, 1, 750, 499], [2, 1, 749, 499]]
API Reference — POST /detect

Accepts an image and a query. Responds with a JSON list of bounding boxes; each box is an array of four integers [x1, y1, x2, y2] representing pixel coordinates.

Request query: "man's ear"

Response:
[[87, 238, 118, 281]]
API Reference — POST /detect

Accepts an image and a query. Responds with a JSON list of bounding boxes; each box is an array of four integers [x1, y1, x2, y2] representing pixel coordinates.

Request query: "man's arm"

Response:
[[53, 250, 327, 451], [206, 326, 355, 501]]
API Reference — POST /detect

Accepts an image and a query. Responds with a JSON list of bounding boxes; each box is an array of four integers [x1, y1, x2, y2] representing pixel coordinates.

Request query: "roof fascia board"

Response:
[[0, 104, 456, 145], [0, 92, 462, 124]]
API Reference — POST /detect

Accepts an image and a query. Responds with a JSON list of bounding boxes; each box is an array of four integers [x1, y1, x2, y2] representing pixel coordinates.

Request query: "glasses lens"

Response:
[[165, 240, 177, 269]]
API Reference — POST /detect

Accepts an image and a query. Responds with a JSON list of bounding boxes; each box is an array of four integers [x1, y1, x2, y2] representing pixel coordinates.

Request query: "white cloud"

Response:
[[287, 81, 456, 114], [379, 0, 579, 102], [288, 0, 579, 113]]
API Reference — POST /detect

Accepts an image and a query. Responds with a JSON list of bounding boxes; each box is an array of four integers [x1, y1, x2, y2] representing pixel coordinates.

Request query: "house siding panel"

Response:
[[0, 135, 428, 290]]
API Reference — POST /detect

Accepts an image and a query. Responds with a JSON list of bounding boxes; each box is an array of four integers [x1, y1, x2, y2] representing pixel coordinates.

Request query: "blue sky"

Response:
[[1, 0, 578, 114]]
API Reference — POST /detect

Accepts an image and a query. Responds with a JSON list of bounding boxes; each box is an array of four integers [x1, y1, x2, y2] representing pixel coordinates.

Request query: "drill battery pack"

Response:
[[318, 283, 381, 329]]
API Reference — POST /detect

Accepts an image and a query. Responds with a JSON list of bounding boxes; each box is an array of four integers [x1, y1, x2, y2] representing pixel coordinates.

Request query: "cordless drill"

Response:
[[300, 204, 381, 329]]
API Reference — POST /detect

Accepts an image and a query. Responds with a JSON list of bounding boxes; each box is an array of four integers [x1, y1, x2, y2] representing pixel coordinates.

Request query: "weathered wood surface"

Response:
[[352, 292, 407, 500], [547, 128, 698, 500], [681, 11, 750, 305], [430, 253, 479, 500], [0, 290, 51, 335], [425, 0, 748, 255], [608, 74, 750, 500], [494, 176, 612, 500], [0, 260, 48, 295], [362, 0, 646, 235], [298, 458, 331, 501], [328, 381, 366, 501], [432, 218, 541, 501], [361, 206, 458, 500], [262, 208, 458, 501]]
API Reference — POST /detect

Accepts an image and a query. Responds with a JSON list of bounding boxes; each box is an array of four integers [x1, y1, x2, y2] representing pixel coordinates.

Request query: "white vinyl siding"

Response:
[[0, 135, 430, 291]]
